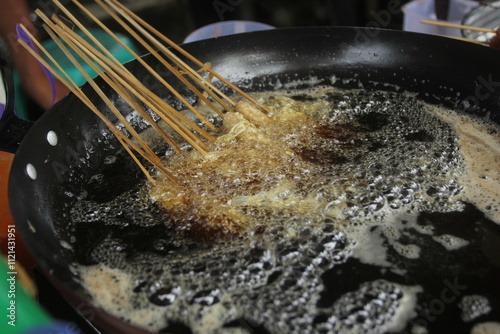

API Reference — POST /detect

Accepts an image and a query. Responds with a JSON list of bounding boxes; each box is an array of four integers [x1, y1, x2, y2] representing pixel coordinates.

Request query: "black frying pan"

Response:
[[6, 27, 500, 333]]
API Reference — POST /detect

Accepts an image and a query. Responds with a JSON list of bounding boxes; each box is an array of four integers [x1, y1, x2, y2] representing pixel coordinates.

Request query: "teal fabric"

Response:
[[14, 29, 139, 119]]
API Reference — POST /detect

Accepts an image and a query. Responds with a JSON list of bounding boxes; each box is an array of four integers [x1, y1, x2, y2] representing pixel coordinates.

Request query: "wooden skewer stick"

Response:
[[47, 5, 216, 148], [71, 0, 228, 119], [57, 26, 192, 155], [421, 19, 497, 34], [16, 25, 176, 185], [48, 0, 219, 131], [38, 13, 163, 160], [50, 15, 215, 151], [21, 0, 276, 184], [102, 0, 233, 105], [17, 23, 179, 184], [104, 0, 271, 114], [66, 0, 269, 123], [92, 0, 234, 115], [58, 0, 220, 127], [48, 18, 187, 154], [44, 27, 169, 170]]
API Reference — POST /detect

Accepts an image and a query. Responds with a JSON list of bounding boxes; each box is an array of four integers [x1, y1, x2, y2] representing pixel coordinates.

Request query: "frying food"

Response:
[[150, 98, 324, 237]]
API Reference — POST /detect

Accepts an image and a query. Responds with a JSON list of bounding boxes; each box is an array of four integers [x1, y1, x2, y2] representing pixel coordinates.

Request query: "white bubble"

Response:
[[433, 234, 469, 251], [459, 295, 492, 322]]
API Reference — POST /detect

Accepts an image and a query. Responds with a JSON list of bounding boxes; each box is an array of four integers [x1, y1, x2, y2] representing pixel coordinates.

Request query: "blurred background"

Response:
[[24, 0, 409, 44], [0, 0, 418, 118]]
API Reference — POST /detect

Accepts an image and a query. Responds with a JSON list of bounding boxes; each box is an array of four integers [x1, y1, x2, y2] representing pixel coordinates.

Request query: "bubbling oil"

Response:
[[70, 86, 500, 333], [149, 86, 466, 238]]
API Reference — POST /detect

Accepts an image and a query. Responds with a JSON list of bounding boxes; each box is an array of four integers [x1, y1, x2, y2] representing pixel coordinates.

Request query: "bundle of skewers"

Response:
[[18, 0, 269, 185]]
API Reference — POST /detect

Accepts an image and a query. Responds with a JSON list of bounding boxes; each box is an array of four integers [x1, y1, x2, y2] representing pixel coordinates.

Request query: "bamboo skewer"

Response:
[[103, 0, 271, 114], [61, 0, 235, 126], [42, 27, 172, 173], [62, 0, 222, 126], [17, 27, 174, 185], [22, 45, 168, 181], [54, 23, 207, 155], [50, 16, 215, 149], [420, 20, 496, 45], [46, 2, 218, 139], [93, 0, 235, 115], [420, 19, 496, 34], [49, 18, 213, 155], [18, 0, 272, 184], [30, 12, 203, 156], [47, 17, 184, 154]]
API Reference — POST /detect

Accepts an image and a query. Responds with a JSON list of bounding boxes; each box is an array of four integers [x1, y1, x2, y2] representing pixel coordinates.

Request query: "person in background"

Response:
[[0, 0, 68, 112], [490, 28, 500, 50]]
